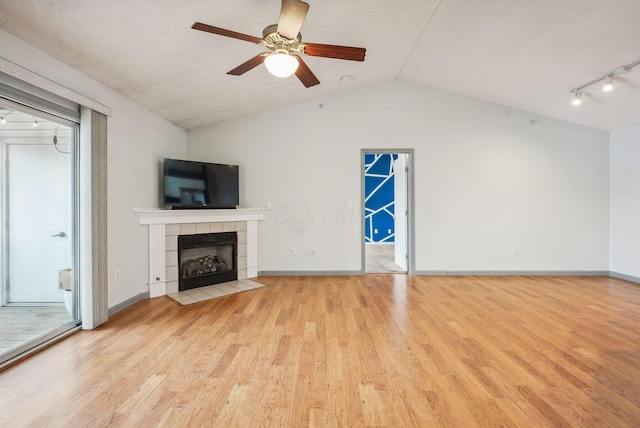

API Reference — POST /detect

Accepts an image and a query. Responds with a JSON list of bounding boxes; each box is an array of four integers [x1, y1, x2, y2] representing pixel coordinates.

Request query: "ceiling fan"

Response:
[[192, 0, 366, 88]]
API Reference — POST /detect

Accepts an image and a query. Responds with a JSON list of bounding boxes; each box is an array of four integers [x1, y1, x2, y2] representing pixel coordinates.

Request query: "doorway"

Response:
[[7, 143, 73, 302], [362, 150, 413, 274], [0, 105, 79, 362]]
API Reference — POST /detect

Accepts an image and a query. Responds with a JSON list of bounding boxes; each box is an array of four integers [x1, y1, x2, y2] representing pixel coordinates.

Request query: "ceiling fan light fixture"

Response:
[[264, 53, 299, 78], [191, 0, 366, 88]]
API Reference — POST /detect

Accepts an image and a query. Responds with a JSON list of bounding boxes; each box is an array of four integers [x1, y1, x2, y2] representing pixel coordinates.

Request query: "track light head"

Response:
[[603, 75, 614, 92], [0, 108, 13, 124], [572, 91, 582, 106]]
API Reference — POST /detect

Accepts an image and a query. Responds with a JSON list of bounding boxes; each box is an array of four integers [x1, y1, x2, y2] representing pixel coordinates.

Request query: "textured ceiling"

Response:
[[0, 0, 639, 131]]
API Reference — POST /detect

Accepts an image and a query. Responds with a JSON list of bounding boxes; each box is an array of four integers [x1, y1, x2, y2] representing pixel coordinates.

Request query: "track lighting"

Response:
[[569, 58, 639, 106], [572, 91, 582, 106], [602, 75, 614, 92], [0, 108, 13, 124]]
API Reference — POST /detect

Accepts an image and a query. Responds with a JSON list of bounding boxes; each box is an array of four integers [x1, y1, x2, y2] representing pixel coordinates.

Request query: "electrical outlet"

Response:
[[291, 248, 296, 255], [388, 229, 392, 234], [266, 201, 272, 210], [513, 247, 519, 256], [115, 270, 121, 281], [347, 201, 353, 209], [374, 228, 378, 234]]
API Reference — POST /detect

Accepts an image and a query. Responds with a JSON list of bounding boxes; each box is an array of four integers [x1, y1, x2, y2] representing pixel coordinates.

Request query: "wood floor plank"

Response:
[[1, 275, 640, 427]]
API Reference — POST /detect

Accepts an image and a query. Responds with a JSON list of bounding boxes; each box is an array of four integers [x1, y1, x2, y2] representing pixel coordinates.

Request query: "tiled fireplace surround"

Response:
[[135, 208, 265, 298]]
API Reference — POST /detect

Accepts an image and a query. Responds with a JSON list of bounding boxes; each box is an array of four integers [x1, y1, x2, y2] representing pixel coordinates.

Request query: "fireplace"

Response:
[[135, 208, 265, 298], [178, 232, 238, 291]]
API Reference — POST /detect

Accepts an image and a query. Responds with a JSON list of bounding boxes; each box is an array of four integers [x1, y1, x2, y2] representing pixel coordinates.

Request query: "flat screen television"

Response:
[[162, 158, 239, 209]]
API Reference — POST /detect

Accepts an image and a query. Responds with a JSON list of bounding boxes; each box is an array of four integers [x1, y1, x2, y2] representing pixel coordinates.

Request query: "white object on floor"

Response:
[[62, 290, 73, 316]]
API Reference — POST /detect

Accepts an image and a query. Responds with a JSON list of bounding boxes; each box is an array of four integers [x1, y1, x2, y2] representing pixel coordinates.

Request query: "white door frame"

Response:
[[361, 149, 414, 275], [393, 154, 408, 271]]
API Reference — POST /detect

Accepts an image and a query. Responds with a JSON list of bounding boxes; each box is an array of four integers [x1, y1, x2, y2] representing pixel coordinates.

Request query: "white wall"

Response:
[[188, 80, 610, 273], [0, 29, 188, 307], [610, 124, 640, 278]]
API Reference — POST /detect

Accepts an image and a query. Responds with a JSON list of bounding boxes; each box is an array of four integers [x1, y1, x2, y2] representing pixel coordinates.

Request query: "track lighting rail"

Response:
[[569, 58, 640, 106]]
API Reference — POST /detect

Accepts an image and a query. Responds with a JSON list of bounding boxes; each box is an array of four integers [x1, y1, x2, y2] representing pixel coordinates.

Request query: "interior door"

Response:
[[393, 154, 408, 271], [7, 144, 72, 302]]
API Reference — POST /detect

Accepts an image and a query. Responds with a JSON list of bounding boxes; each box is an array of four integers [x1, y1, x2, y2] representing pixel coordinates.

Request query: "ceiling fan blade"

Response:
[[303, 43, 366, 62], [294, 56, 320, 88], [192, 22, 262, 44], [227, 54, 268, 76], [277, 0, 309, 39]]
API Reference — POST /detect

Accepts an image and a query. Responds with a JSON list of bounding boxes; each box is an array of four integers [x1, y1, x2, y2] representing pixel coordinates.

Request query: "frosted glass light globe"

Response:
[[264, 53, 299, 78]]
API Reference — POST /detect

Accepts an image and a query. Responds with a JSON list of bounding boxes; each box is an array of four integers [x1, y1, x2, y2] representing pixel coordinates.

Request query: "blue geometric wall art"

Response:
[[364, 154, 397, 243]]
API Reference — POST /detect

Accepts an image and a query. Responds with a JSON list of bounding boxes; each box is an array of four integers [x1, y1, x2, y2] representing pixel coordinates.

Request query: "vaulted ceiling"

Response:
[[1, 0, 639, 131]]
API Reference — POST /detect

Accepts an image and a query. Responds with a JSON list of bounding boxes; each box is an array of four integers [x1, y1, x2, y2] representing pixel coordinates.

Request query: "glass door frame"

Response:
[[0, 102, 81, 365]]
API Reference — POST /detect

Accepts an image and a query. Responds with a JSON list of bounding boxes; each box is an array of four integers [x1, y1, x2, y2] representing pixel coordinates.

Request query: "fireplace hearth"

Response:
[[178, 232, 237, 291]]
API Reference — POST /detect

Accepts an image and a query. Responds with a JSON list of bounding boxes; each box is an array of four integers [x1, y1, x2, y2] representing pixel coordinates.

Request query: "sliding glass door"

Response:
[[0, 104, 80, 364]]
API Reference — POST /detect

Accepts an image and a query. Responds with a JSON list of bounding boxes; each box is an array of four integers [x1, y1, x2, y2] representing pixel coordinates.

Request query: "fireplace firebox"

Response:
[[178, 232, 237, 291]]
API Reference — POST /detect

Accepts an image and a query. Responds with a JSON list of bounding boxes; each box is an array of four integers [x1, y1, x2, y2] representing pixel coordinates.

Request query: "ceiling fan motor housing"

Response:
[[262, 24, 304, 55]]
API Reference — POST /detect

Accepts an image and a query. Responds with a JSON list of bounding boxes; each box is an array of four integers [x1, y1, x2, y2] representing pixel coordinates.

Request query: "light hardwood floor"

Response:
[[1, 275, 640, 427]]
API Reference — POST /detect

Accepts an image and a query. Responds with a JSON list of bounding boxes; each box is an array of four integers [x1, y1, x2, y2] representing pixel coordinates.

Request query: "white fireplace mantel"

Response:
[[134, 208, 266, 298], [135, 207, 266, 225]]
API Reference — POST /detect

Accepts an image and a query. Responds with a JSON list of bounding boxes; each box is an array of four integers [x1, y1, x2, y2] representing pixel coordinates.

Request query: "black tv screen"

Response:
[[163, 158, 239, 209]]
